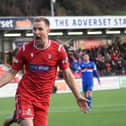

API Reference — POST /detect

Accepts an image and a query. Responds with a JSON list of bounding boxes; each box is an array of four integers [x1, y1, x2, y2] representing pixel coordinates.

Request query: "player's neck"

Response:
[[34, 39, 50, 50]]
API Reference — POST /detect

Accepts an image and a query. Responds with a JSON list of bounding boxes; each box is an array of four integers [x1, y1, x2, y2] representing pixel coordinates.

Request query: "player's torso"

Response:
[[23, 40, 59, 75], [80, 61, 94, 79], [17, 40, 61, 102]]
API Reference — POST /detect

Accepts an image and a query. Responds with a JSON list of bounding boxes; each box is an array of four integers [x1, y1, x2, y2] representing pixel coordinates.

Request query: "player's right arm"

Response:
[[0, 68, 18, 88], [0, 45, 25, 88]]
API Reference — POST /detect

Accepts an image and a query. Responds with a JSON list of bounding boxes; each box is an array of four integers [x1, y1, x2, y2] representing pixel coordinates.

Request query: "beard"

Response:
[[35, 36, 42, 44], [35, 36, 41, 40], [34, 36, 44, 48]]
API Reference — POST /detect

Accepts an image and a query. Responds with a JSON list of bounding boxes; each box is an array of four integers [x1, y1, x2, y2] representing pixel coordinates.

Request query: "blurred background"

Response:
[[1, 0, 126, 16], [0, 0, 126, 79], [0, 1, 126, 126]]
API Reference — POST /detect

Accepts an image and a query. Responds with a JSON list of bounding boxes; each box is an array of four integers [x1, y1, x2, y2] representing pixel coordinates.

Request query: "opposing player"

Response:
[[79, 54, 101, 111], [0, 17, 88, 126]]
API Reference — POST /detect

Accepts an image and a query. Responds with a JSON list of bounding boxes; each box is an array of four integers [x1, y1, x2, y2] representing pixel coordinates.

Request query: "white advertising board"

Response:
[[0, 76, 124, 97]]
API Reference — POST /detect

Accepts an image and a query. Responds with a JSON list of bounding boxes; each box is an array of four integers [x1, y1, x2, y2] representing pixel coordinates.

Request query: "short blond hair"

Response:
[[34, 17, 50, 27]]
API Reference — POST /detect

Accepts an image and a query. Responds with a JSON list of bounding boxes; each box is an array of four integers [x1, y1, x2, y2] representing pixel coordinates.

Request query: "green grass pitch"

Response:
[[0, 88, 126, 126]]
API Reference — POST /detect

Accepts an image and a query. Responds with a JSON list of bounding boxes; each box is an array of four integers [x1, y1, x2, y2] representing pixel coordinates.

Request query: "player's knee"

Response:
[[19, 118, 33, 126]]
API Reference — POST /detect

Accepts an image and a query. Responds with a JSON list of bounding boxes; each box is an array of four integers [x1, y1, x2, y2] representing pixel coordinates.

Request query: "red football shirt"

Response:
[[12, 40, 69, 103]]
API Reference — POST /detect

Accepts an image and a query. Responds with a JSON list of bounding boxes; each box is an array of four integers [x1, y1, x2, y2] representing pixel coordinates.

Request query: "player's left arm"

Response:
[[62, 67, 88, 113], [58, 45, 88, 113]]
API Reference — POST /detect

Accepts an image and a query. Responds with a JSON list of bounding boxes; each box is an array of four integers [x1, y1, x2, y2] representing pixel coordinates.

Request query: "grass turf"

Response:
[[0, 88, 126, 126]]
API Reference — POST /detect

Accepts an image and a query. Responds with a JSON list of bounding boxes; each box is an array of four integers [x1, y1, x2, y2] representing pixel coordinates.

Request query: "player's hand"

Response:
[[76, 96, 89, 113]]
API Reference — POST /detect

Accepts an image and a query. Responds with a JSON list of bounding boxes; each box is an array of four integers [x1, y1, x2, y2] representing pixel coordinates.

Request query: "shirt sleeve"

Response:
[[93, 63, 100, 81], [58, 45, 69, 70], [12, 47, 25, 71]]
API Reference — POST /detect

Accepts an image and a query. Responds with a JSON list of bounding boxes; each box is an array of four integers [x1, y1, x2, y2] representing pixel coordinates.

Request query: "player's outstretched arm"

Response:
[[62, 67, 88, 113], [0, 68, 18, 88]]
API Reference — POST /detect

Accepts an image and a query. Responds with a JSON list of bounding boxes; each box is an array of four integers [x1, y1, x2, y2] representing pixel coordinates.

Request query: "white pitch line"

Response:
[[48, 104, 126, 113], [0, 104, 126, 114]]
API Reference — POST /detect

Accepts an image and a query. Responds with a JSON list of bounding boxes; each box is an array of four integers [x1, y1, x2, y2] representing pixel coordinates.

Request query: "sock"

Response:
[[87, 96, 92, 108]]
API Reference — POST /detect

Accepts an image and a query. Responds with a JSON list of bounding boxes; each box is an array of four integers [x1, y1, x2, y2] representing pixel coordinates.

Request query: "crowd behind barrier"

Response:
[[0, 41, 126, 81], [64, 41, 126, 78]]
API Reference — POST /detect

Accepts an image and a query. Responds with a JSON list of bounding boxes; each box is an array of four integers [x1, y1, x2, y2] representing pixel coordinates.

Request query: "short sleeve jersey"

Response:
[[12, 40, 69, 103]]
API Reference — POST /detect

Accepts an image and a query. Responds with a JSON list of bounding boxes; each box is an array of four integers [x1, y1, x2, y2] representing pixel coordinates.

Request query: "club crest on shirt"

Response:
[[48, 54, 52, 59], [31, 53, 34, 57]]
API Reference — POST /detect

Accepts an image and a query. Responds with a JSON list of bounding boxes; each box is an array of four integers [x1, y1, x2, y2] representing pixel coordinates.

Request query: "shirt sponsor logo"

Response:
[[29, 64, 51, 72]]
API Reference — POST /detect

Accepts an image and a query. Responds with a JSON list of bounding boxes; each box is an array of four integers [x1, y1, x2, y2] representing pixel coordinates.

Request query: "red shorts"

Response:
[[15, 94, 49, 126]]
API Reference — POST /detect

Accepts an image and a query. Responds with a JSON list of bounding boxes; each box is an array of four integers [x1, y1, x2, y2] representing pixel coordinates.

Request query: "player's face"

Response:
[[84, 55, 89, 62], [33, 21, 49, 44]]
